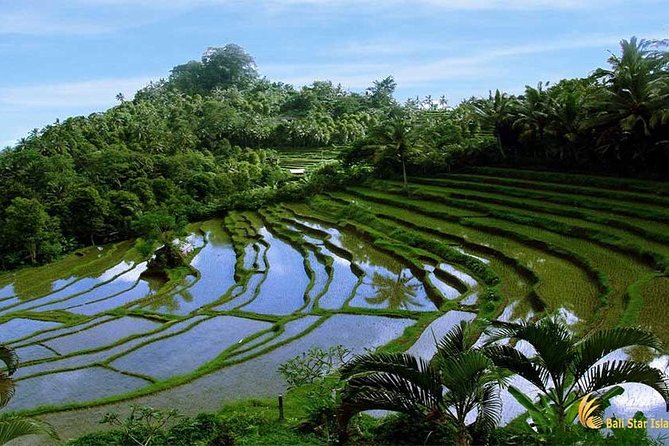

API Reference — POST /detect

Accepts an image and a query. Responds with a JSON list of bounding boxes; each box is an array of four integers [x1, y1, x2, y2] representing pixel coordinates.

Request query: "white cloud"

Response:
[[0, 0, 616, 36], [0, 77, 156, 108], [264, 32, 639, 89]]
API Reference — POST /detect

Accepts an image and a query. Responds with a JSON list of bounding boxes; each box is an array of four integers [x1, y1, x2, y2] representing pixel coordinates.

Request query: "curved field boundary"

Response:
[[465, 167, 669, 196]]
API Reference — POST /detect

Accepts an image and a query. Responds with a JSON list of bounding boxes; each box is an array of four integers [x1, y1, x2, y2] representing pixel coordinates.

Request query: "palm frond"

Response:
[[0, 416, 58, 444], [0, 373, 15, 408], [483, 345, 548, 393], [343, 371, 440, 415], [0, 346, 18, 376], [341, 352, 443, 406], [436, 351, 493, 400], [432, 320, 480, 358], [572, 327, 664, 379], [472, 382, 502, 435], [577, 360, 669, 410]]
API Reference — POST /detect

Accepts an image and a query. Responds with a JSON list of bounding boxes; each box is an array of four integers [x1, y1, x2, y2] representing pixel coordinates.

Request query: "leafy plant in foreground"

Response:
[[279, 345, 352, 442], [0, 345, 58, 445], [484, 316, 669, 440], [337, 321, 505, 446], [100, 405, 182, 446]]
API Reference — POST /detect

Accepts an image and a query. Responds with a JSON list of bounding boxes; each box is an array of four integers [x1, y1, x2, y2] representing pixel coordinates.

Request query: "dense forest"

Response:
[[0, 37, 667, 270]]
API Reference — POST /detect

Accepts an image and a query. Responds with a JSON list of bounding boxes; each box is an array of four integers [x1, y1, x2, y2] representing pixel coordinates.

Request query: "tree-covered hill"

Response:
[[0, 45, 393, 270]]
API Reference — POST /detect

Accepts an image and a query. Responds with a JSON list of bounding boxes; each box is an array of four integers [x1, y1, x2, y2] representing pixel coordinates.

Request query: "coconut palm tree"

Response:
[[484, 316, 669, 435], [472, 89, 515, 159], [372, 112, 413, 192], [586, 37, 669, 166], [513, 82, 550, 158], [337, 321, 504, 446], [0, 345, 57, 445]]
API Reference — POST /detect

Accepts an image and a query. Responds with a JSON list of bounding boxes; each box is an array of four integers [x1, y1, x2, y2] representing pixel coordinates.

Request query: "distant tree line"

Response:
[[1, 38, 666, 270], [346, 37, 669, 179]]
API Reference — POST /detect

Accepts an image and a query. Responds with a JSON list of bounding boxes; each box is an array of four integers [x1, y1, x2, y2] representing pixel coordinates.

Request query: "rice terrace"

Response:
[[2, 164, 669, 443], [1, 4, 669, 444]]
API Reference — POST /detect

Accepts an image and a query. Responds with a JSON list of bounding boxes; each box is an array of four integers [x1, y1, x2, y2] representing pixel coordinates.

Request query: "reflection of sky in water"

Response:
[[232, 316, 322, 362], [294, 220, 342, 245], [461, 292, 478, 305], [34, 262, 149, 313], [556, 307, 579, 325], [0, 318, 61, 344], [406, 311, 476, 361], [241, 228, 309, 315], [111, 316, 272, 380], [0, 284, 14, 299], [243, 244, 256, 270], [50, 276, 77, 291], [315, 245, 359, 310], [44, 316, 160, 355], [423, 264, 460, 300], [305, 251, 328, 306], [8, 367, 146, 411], [438, 263, 478, 287], [171, 230, 236, 314], [214, 273, 264, 311], [15, 317, 208, 381], [97, 261, 135, 281], [497, 301, 535, 324], [5, 260, 138, 313], [453, 247, 490, 264]]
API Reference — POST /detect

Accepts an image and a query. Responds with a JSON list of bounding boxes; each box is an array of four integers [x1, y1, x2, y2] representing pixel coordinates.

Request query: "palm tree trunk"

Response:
[[401, 158, 408, 194], [496, 132, 506, 159], [456, 429, 472, 446]]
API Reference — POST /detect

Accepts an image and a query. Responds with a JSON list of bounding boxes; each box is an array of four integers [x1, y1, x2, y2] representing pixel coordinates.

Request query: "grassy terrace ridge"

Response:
[[401, 178, 669, 244], [466, 166, 669, 196], [320, 191, 599, 323], [370, 181, 669, 274], [335, 185, 657, 331], [411, 176, 669, 228], [391, 181, 669, 265], [447, 172, 669, 207]]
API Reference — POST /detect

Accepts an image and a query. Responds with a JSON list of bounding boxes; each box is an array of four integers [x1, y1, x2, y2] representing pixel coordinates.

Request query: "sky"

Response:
[[0, 0, 667, 147]]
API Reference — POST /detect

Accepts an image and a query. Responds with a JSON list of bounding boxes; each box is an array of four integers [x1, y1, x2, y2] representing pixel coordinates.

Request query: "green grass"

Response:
[[466, 166, 669, 196], [398, 179, 669, 255], [637, 275, 669, 346]]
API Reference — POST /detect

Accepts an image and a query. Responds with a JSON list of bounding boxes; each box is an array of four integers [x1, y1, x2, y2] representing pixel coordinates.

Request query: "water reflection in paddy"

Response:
[[313, 246, 359, 310], [44, 317, 160, 355], [16, 317, 208, 380], [111, 316, 272, 379], [0, 260, 138, 314], [240, 228, 310, 315], [9, 367, 147, 411], [127, 315, 415, 412], [163, 221, 236, 315], [0, 318, 61, 344]]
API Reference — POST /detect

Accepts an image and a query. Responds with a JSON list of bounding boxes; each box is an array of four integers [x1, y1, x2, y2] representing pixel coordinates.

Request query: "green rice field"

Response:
[[2, 167, 668, 438]]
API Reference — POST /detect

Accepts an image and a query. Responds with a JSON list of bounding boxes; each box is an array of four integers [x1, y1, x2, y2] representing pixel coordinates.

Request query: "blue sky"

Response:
[[0, 0, 667, 147]]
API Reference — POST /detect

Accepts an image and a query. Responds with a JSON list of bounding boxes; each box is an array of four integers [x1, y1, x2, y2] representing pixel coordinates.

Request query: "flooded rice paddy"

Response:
[[1, 168, 668, 441]]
